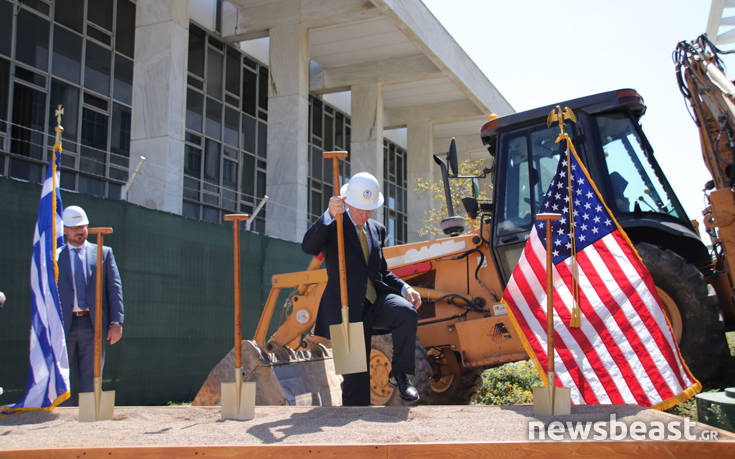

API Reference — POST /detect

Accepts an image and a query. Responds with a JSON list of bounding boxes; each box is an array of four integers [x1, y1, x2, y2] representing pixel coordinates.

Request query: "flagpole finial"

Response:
[[546, 105, 577, 135], [54, 105, 64, 144]]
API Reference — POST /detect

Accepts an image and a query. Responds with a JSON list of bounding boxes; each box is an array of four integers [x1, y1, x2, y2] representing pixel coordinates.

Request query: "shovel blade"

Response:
[[532, 385, 571, 416], [78, 390, 115, 422], [221, 381, 256, 420], [330, 320, 367, 375]]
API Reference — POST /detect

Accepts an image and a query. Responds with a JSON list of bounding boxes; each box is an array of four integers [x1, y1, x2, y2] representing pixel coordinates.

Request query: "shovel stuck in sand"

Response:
[[532, 213, 571, 416], [79, 227, 115, 422], [324, 151, 367, 376], [221, 214, 256, 420]]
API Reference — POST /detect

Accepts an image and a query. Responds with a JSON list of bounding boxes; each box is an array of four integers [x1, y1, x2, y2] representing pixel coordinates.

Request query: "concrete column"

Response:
[[265, 23, 310, 241], [128, 0, 189, 213], [350, 82, 384, 222], [406, 117, 435, 242]]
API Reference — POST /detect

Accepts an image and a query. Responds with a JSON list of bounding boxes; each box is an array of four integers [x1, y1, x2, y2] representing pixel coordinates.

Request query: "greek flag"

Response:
[[1, 146, 70, 415]]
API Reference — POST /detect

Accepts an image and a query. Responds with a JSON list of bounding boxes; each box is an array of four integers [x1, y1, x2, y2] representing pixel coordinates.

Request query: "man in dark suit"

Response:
[[58, 206, 124, 404], [302, 172, 422, 406]]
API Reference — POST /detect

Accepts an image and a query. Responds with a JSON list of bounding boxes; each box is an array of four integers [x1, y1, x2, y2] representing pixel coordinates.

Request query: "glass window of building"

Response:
[[383, 140, 408, 245], [0, 57, 10, 149], [15, 8, 49, 71], [183, 24, 268, 232], [0, 0, 135, 201], [306, 96, 408, 243], [52, 25, 82, 84], [0, 1, 11, 58], [307, 95, 351, 225]]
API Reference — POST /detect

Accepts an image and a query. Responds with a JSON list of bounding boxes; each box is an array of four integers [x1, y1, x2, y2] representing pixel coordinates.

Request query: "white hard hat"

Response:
[[340, 172, 384, 211], [63, 206, 89, 227]]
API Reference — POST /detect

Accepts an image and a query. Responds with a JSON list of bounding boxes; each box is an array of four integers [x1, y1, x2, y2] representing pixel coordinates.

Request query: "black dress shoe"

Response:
[[389, 372, 420, 402]]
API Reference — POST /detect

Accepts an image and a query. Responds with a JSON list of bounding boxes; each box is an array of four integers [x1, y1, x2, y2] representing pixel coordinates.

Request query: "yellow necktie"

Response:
[[359, 226, 377, 303]]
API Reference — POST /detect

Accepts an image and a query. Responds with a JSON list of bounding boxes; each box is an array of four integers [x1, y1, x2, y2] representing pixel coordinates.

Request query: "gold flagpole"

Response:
[[52, 105, 64, 283], [547, 106, 581, 328]]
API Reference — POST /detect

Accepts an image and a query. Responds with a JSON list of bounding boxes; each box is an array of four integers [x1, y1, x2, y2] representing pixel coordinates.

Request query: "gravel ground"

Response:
[[1, 404, 733, 451]]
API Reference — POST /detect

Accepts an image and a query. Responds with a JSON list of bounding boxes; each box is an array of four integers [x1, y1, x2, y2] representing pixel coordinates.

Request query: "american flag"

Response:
[[1, 143, 70, 416], [502, 137, 700, 409]]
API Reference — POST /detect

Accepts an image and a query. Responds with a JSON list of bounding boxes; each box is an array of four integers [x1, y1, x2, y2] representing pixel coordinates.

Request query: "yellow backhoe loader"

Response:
[[193, 36, 734, 406]]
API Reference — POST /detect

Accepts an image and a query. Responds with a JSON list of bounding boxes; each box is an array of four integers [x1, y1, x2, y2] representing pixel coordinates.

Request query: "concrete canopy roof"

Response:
[[223, 0, 513, 138]]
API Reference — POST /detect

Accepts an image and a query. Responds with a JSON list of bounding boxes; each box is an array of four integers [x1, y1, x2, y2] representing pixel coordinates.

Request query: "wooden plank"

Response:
[[3, 441, 734, 459]]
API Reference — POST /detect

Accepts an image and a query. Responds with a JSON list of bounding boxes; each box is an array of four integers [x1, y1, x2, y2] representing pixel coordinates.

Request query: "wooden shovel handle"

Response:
[[224, 214, 249, 369], [324, 151, 349, 310], [87, 227, 113, 380], [536, 213, 561, 376]]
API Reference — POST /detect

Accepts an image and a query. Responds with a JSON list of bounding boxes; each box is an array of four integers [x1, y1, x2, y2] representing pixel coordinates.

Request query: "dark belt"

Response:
[[72, 310, 89, 317]]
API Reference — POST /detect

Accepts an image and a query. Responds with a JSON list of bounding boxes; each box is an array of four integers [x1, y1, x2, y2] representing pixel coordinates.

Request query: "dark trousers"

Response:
[[341, 293, 417, 406], [63, 316, 106, 406]]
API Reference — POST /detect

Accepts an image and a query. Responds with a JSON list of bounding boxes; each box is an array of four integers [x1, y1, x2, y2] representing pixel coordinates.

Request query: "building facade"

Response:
[[0, 0, 513, 244]]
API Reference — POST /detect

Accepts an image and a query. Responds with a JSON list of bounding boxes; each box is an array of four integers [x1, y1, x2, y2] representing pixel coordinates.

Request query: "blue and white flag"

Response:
[[1, 145, 70, 415]]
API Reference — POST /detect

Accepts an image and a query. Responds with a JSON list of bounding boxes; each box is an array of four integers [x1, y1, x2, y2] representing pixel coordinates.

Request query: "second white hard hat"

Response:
[[340, 172, 384, 211], [63, 205, 89, 227]]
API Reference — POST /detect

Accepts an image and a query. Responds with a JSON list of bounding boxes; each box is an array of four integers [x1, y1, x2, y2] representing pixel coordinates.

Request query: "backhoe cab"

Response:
[[480, 88, 726, 380]]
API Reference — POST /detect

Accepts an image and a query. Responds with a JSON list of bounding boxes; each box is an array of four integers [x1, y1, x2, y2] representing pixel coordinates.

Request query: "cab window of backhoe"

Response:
[[496, 124, 564, 239], [595, 113, 683, 219]]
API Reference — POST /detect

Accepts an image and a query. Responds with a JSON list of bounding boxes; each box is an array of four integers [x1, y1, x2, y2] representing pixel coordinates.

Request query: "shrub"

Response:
[[474, 360, 541, 405], [475, 359, 710, 420]]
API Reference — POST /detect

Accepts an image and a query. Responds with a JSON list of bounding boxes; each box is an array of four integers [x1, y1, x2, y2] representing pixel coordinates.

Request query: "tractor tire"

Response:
[[369, 335, 432, 406], [636, 242, 724, 381], [425, 368, 484, 405]]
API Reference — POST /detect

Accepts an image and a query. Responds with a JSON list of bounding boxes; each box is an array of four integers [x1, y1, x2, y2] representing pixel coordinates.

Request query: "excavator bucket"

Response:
[[194, 255, 348, 407], [193, 340, 342, 406]]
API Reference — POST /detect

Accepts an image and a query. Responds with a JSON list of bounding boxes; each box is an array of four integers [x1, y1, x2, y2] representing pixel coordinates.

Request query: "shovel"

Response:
[[221, 213, 256, 420], [532, 213, 571, 416], [324, 151, 367, 375], [79, 227, 115, 422]]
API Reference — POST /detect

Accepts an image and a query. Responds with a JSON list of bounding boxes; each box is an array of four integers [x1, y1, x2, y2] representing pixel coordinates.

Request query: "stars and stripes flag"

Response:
[[1, 139, 70, 416], [502, 135, 700, 410]]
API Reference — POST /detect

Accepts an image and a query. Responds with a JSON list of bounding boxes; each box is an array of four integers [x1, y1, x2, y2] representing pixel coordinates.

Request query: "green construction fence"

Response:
[[0, 177, 312, 405]]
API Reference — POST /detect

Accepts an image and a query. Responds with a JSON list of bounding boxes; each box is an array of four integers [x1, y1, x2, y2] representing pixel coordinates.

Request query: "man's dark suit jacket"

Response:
[[302, 213, 405, 339], [57, 243, 124, 335]]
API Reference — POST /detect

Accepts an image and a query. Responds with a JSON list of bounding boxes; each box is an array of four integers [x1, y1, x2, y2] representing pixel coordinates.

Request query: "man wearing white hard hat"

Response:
[[58, 205, 124, 405], [302, 172, 422, 405]]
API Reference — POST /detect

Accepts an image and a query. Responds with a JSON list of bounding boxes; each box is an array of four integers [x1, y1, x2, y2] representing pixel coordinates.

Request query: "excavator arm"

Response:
[[675, 34, 735, 189], [674, 34, 735, 326]]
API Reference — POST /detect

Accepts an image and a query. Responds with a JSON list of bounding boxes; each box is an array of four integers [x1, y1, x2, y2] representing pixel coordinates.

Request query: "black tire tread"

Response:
[[425, 367, 484, 405], [636, 242, 724, 381], [370, 334, 432, 406]]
